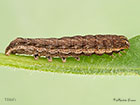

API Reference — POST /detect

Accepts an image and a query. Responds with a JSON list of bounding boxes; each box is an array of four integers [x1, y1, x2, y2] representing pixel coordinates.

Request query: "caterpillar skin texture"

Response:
[[5, 35, 130, 62]]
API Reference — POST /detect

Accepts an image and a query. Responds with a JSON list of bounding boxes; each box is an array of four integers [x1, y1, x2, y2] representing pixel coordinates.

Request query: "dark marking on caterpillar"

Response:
[[5, 35, 130, 62]]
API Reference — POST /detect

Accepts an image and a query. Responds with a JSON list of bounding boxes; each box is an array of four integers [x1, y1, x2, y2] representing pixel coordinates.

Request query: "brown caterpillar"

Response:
[[5, 35, 130, 62]]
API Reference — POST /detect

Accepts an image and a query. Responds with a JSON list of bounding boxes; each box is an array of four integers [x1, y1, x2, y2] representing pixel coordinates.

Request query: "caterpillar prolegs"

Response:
[[5, 35, 130, 62]]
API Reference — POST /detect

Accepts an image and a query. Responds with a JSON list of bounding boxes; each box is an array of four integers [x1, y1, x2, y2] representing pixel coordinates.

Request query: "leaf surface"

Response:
[[0, 35, 140, 75]]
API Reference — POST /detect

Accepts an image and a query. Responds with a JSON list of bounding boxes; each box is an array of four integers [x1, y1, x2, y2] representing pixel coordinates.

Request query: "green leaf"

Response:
[[0, 35, 140, 75]]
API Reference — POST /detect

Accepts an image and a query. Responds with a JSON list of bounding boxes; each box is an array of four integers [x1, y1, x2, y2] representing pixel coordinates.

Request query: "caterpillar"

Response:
[[5, 35, 130, 62]]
